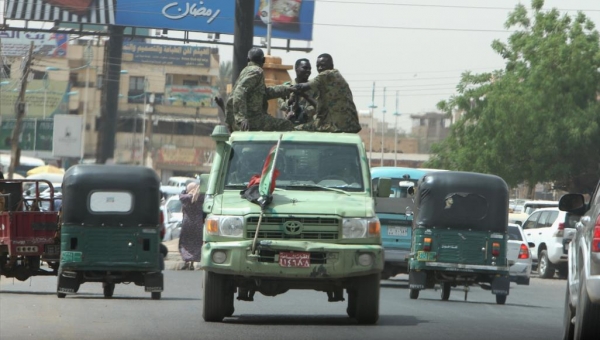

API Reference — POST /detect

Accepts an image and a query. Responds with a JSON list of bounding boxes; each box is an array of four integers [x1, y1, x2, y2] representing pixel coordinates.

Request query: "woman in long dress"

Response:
[[178, 181, 204, 270]]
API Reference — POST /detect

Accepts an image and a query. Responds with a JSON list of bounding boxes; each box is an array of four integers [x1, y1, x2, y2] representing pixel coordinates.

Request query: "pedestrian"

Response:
[[293, 53, 361, 133], [178, 181, 204, 270], [278, 58, 318, 125], [225, 47, 297, 132]]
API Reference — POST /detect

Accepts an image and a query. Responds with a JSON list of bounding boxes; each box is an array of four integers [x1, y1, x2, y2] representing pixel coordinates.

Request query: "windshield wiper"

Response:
[[285, 184, 350, 195]]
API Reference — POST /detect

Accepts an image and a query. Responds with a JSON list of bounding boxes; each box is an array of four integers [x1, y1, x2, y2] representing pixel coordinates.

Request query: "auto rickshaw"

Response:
[[56, 165, 164, 299], [408, 171, 511, 304]]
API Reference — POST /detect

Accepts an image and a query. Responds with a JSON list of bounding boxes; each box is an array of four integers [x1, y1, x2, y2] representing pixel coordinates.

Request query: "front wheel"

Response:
[[495, 294, 507, 305], [346, 290, 357, 318], [151, 292, 161, 300], [409, 289, 419, 300], [203, 271, 227, 322], [103, 283, 115, 298], [538, 250, 556, 278], [441, 282, 451, 301], [354, 274, 380, 325], [574, 277, 600, 339]]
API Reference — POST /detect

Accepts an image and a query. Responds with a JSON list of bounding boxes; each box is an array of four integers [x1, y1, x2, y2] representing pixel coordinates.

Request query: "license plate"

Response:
[[417, 251, 436, 261], [387, 226, 408, 237], [279, 252, 310, 268]]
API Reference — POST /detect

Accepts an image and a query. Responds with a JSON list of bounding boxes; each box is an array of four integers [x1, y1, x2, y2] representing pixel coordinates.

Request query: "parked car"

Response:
[[559, 184, 600, 340], [509, 200, 558, 226], [167, 176, 196, 188], [521, 207, 576, 278], [507, 223, 534, 285], [160, 185, 181, 201], [161, 195, 183, 241]]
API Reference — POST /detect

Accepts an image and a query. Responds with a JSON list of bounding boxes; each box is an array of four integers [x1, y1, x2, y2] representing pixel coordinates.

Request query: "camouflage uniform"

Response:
[[294, 69, 361, 133], [226, 62, 294, 132], [278, 79, 317, 125]]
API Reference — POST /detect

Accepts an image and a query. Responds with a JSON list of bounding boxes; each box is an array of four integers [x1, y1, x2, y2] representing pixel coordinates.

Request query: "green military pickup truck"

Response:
[[200, 126, 390, 324]]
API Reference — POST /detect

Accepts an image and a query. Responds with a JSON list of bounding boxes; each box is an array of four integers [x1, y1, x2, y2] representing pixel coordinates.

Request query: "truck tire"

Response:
[[346, 290, 357, 318], [574, 276, 600, 339], [538, 249, 556, 278], [354, 274, 380, 325], [203, 271, 227, 322], [103, 283, 115, 298], [441, 282, 451, 301], [563, 282, 575, 340]]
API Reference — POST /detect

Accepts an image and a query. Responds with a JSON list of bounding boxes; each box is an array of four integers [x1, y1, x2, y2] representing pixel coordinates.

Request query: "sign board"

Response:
[[122, 42, 212, 67], [165, 85, 219, 108], [0, 31, 68, 58], [115, 0, 315, 41], [52, 115, 82, 158], [3, 0, 116, 25], [0, 80, 70, 119], [0, 119, 54, 152]]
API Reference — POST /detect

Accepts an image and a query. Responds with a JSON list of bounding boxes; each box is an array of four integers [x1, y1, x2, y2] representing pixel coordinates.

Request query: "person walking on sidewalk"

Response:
[[178, 181, 204, 270]]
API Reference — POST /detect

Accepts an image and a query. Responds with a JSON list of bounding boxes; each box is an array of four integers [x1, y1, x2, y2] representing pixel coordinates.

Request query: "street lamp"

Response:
[[393, 91, 400, 167]]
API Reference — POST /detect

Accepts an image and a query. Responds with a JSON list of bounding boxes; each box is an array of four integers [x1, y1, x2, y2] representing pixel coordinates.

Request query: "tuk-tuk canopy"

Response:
[[61, 165, 161, 226], [414, 171, 508, 232]]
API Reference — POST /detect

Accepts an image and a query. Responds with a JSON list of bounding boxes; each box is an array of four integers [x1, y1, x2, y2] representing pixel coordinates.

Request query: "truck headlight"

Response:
[[342, 218, 380, 238], [206, 216, 244, 237]]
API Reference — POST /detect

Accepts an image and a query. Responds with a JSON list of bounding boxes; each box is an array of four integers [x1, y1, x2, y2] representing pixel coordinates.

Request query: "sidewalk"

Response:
[[163, 238, 201, 271]]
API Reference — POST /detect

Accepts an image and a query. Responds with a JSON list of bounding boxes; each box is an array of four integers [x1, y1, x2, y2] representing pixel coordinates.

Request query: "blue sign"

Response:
[[114, 0, 315, 41]]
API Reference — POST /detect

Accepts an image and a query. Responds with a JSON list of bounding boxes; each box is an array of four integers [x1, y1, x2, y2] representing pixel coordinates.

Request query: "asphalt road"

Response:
[[0, 272, 565, 340]]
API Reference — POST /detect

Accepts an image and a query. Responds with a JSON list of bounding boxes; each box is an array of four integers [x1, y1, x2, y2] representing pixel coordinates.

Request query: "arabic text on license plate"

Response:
[[279, 252, 310, 268], [387, 226, 408, 236]]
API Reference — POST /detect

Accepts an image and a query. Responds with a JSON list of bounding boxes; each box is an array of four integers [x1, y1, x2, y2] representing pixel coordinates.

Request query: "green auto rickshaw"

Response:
[[408, 171, 511, 304], [56, 165, 164, 299]]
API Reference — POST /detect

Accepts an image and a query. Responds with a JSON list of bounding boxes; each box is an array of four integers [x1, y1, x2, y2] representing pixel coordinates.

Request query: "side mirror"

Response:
[[528, 242, 535, 248], [376, 177, 391, 198], [559, 193, 586, 214]]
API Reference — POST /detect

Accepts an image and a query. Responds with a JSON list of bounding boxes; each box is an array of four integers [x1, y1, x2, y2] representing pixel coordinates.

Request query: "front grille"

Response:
[[246, 216, 339, 240], [380, 219, 412, 226], [257, 249, 327, 264]]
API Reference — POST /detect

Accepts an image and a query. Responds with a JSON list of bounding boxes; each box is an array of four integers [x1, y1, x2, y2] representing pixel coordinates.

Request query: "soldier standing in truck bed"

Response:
[[293, 53, 361, 133], [225, 48, 295, 132]]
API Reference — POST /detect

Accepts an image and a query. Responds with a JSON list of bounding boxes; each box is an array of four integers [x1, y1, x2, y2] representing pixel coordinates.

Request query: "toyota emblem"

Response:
[[283, 220, 303, 235]]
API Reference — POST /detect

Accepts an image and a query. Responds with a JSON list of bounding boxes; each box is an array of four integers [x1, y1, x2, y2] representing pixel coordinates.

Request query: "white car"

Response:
[[161, 195, 183, 241], [507, 223, 534, 285], [521, 207, 576, 278]]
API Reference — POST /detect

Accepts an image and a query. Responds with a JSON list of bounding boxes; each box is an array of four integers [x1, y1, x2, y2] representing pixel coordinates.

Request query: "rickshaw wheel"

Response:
[[441, 282, 451, 301], [57, 293, 66, 298], [496, 294, 507, 305], [409, 289, 419, 299], [151, 292, 161, 300], [103, 283, 115, 298], [354, 274, 380, 325]]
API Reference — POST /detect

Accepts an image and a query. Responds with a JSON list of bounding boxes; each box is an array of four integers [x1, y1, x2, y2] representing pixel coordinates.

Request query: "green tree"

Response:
[[427, 0, 600, 194]]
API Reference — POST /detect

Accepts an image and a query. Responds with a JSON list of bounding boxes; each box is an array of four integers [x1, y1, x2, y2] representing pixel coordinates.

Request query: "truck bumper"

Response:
[[200, 240, 383, 279]]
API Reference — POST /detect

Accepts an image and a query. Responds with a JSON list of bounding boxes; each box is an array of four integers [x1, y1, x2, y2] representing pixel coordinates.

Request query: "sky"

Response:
[[2, 0, 600, 133]]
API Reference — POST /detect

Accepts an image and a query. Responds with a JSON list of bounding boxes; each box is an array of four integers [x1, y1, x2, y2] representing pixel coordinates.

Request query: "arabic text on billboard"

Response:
[[0, 31, 68, 58], [122, 42, 212, 67], [0, 80, 70, 119], [115, 0, 315, 41], [165, 85, 219, 108]]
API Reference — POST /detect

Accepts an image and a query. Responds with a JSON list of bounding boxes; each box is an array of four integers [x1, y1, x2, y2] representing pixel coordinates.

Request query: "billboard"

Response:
[[0, 119, 54, 152], [165, 85, 219, 108], [3, 0, 115, 24], [0, 31, 68, 58], [0, 80, 70, 119], [52, 115, 82, 158], [115, 0, 315, 41], [122, 42, 212, 67]]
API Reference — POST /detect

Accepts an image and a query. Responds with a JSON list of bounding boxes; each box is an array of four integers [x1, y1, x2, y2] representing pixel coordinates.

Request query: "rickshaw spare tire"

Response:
[[496, 294, 507, 305], [103, 283, 115, 298], [151, 292, 161, 300], [354, 273, 380, 325], [409, 289, 419, 299]]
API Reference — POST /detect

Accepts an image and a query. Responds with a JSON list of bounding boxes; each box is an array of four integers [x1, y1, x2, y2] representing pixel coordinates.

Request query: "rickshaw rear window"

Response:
[[89, 191, 133, 213], [443, 192, 488, 220]]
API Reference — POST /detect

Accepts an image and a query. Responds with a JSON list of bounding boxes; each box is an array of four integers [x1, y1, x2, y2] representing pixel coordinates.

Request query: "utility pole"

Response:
[[381, 87, 386, 166], [232, 0, 255, 84], [266, 0, 272, 56], [393, 91, 400, 167], [8, 42, 34, 179], [368, 82, 376, 166]]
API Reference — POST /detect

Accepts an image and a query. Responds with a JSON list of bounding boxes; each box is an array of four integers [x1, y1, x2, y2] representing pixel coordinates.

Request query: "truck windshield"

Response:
[[224, 141, 364, 192]]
